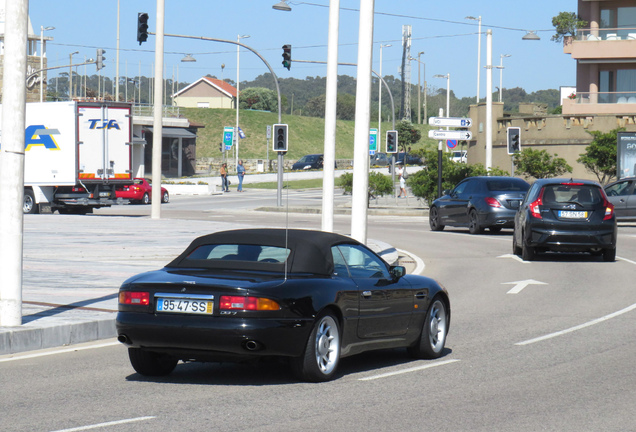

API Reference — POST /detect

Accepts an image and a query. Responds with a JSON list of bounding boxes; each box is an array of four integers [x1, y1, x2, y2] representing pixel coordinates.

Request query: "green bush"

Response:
[[339, 171, 393, 204]]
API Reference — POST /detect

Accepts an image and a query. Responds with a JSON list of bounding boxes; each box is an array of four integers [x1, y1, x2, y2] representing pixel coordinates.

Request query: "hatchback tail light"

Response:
[[119, 291, 150, 306], [484, 197, 502, 208], [219, 296, 280, 311], [602, 198, 615, 220], [529, 188, 545, 219]]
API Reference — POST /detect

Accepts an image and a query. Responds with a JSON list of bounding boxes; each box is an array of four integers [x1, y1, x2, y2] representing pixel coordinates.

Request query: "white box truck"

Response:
[[0, 101, 133, 214]]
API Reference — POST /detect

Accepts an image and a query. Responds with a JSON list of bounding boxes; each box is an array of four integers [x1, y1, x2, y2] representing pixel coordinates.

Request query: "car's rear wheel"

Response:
[[603, 247, 616, 262], [291, 313, 341, 382], [429, 206, 445, 231], [512, 231, 522, 256], [141, 193, 150, 205], [128, 348, 178, 376], [161, 190, 170, 203], [408, 298, 448, 359], [521, 234, 535, 261], [468, 209, 483, 234]]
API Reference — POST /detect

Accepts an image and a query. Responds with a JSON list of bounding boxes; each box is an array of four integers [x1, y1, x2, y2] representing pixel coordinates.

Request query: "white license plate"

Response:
[[156, 298, 213, 314], [558, 210, 587, 219], [99, 192, 110, 197]]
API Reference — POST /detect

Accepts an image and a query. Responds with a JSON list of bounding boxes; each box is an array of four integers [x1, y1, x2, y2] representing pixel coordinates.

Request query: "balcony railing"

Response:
[[576, 27, 636, 41], [132, 103, 183, 118], [568, 92, 636, 104]]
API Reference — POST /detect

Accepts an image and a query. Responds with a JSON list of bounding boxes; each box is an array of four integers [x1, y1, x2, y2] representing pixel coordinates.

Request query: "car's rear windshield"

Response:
[[185, 244, 290, 263], [542, 184, 603, 205], [486, 179, 530, 192]]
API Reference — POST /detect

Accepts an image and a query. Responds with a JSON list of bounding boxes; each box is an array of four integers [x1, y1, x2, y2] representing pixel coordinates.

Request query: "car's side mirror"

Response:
[[443, 189, 450, 196], [390, 265, 406, 279]]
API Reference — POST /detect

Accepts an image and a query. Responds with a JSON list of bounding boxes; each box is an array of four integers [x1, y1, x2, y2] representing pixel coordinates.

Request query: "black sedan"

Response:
[[513, 179, 617, 261], [604, 177, 636, 221], [429, 176, 530, 234], [116, 228, 450, 382], [291, 154, 324, 170]]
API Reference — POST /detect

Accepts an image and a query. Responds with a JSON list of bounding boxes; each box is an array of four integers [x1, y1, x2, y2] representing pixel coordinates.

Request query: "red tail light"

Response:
[[119, 291, 150, 305], [603, 199, 614, 220], [219, 296, 280, 311], [71, 186, 87, 193], [484, 197, 502, 208], [529, 188, 545, 219]]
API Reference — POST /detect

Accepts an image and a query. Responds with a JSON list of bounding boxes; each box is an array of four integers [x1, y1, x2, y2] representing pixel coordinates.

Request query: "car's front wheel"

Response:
[[429, 206, 445, 231], [291, 313, 341, 382], [408, 298, 448, 359], [128, 348, 178, 376], [468, 209, 483, 234]]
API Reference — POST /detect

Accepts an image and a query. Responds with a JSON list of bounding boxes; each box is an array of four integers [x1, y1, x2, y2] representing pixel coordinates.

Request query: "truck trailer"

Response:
[[0, 101, 133, 214]]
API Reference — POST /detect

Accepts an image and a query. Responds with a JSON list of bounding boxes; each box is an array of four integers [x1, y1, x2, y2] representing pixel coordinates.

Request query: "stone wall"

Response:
[[196, 157, 352, 175]]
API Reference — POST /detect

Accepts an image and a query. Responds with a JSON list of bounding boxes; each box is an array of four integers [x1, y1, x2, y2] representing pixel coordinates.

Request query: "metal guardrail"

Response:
[[576, 27, 636, 41], [132, 104, 183, 118]]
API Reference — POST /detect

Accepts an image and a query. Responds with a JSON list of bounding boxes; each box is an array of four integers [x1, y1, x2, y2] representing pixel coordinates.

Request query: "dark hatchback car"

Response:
[[604, 177, 636, 221], [429, 176, 530, 234], [513, 179, 617, 261], [292, 154, 325, 170], [116, 228, 450, 382], [370, 152, 390, 166], [397, 152, 423, 166]]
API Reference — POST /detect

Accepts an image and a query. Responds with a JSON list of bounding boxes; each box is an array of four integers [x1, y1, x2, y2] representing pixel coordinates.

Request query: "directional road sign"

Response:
[[429, 117, 473, 128], [428, 130, 472, 140]]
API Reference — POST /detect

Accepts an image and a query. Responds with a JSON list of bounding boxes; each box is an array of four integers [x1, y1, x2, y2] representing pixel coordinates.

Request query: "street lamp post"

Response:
[[236, 34, 250, 171], [499, 54, 511, 103], [434, 73, 450, 119], [39, 25, 54, 102], [409, 52, 425, 124], [69, 51, 79, 100], [378, 44, 391, 145], [466, 16, 482, 103]]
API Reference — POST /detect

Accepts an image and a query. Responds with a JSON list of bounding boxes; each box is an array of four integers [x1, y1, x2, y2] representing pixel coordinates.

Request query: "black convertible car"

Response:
[[116, 228, 450, 382]]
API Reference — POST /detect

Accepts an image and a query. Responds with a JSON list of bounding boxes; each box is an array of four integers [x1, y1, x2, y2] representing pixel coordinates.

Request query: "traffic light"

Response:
[[282, 44, 292, 71], [96, 49, 106, 70], [219, 142, 223, 152], [273, 124, 288, 152], [137, 12, 149, 45], [507, 127, 521, 154], [386, 130, 398, 153]]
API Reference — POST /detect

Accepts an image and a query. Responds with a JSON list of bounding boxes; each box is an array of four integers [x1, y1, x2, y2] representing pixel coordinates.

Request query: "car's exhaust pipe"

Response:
[[117, 334, 132, 345], [244, 340, 262, 351]]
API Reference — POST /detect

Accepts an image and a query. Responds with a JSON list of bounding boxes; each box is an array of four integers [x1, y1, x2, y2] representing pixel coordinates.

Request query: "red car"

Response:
[[115, 178, 169, 204]]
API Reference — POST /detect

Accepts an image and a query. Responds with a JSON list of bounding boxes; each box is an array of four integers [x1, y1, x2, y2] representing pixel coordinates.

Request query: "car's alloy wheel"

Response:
[[429, 206, 445, 231], [162, 191, 170, 203], [291, 313, 341, 382], [142, 193, 150, 205], [408, 298, 448, 359], [128, 348, 178, 376], [468, 209, 483, 234]]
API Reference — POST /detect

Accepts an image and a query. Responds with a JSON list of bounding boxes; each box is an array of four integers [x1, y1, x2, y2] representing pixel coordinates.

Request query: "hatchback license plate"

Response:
[[558, 210, 587, 219], [156, 298, 213, 314]]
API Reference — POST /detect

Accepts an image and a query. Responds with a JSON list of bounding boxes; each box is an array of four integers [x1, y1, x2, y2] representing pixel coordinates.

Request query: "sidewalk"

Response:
[[0, 206, 424, 356]]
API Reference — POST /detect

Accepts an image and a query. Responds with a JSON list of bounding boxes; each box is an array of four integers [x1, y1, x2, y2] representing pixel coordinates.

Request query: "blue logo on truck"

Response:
[[25, 125, 60, 151], [88, 119, 121, 130]]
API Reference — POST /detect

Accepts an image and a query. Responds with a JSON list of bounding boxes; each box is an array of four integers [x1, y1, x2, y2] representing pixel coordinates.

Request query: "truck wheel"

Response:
[[23, 190, 39, 214]]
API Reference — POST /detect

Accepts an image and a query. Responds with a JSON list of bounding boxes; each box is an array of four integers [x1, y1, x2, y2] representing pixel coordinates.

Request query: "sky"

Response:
[[24, 0, 578, 100]]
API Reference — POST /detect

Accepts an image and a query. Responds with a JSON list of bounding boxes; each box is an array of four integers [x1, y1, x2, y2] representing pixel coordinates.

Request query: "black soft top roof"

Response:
[[166, 228, 362, 275]]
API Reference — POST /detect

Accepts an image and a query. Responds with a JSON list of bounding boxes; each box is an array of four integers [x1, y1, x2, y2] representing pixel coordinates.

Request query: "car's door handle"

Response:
[[415, 292, 426, 299], [362, 291, 372, 297]]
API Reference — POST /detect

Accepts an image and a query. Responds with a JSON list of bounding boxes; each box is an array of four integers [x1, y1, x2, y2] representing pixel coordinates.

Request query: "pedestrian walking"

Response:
[[220, 163, 229, 192], [237, 160, 245, 192], [397, 163, 407, 198]]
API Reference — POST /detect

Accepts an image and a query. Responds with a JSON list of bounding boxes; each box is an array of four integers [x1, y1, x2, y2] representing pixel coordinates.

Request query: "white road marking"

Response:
[[503, 279, 548, 294], [397, 248, 426, 275], [516, 302, 636, 346], [617, 255, 636, 266], [49, 416, 155, 432], [0, 340, 120, 363], [359, 359, 460, 381], [497, 253, 530, 264]]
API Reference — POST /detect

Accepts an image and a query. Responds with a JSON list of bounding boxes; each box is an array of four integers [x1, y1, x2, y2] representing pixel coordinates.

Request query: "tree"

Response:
[[408, 149, 508, 206], [339, 172, 393, 205], [239, 87, 277, 112], [395, 120, 421, 152], [513, 148, 572, 179], [551, 12, 588, 42], [577, 128, 623, 185]]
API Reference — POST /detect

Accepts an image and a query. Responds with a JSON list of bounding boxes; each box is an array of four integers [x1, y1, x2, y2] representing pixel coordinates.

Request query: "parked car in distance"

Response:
[[429, 176, 530, 234], [116, 228, 450, 382], [115, 178, 169, 204], [370, 152, 390, 166], [451, 150, 467, 163], [292, 154, 325, 170], [604, 177, 636, 221], [513, 178, 617, 261], [397, 152, 424, 166]]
